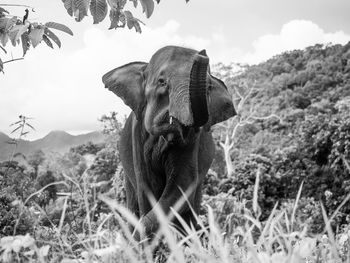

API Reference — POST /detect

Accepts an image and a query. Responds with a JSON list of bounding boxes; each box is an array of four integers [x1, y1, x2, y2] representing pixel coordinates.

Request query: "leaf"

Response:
[[42, 34, 53, 49], [25, 122, 35, 130], [12, 239, 22, 253], [8, 24, 29, 46], [39, 245, 50, 257], [45, 22, 73, 36], [45, 28, 61, 48], [0, 17, 17, 31], [90, 0, 108, 24], [132, 20, 142, 33], [29, 27, 45, 48], [21, 234, 35, 248], [124, 10, 133, 29], [21, 31, 30, 56], [129, 0, 138, 8], [0, 57, 3, 73], [107, 0, 126, 9], [10, 120, 22, 126], [139, 0, 154, 18], [62, 0, 74, 16], [73, 0, 89, 22], [124, 11, 142, 33], [0, 32, 9, 46], [0, 7, 9, 15], [20, 131, 30, 136], [11, 125, 22, 134], [0, 44, 6, 53], [109, 8, 123, 29]]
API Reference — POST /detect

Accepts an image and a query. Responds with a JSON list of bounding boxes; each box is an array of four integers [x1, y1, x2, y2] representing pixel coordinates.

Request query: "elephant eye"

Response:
[[158, 78, 167, 86]]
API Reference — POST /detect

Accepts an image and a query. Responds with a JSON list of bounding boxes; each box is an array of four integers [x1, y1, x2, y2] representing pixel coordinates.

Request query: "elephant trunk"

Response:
[[189, 51, 209, 127], [169, 50, 209, 128]]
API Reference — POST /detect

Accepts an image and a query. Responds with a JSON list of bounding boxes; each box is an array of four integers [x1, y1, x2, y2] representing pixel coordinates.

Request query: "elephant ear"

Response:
[[204, 75, 236, 131], [102, 62, 148, 119]]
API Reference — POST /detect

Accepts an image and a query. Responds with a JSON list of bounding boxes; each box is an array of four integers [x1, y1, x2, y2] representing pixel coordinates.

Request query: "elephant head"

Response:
[[102, 46, 236, 140]]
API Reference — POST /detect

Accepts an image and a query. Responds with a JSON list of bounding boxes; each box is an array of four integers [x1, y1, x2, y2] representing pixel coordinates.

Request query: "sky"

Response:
[[1, 0, 350, 140]]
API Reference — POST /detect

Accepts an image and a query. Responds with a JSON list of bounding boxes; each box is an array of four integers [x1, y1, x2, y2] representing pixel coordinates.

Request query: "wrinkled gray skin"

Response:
[[103, 46, 236, 239]]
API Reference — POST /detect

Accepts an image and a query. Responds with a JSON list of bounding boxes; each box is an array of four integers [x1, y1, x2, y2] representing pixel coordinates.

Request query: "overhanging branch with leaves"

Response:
[[0, 6, 73, 73]]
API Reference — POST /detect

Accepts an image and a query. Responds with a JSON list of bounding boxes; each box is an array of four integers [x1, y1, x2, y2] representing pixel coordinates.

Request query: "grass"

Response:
[[1, 168, 350, 263]]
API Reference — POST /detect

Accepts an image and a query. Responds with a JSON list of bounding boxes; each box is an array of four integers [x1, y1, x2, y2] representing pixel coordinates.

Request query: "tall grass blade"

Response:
[[291, 180, 304, 231], [58, 196, 68, 233], [253, 165, 261, 215], [320, 202, 340, 261]]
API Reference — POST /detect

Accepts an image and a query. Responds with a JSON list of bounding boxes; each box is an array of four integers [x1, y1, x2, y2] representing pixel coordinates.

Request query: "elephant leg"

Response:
[[140, 137, 201, 238], [171, 183, 203, 236], [124, 177, 140, 236], [125, 177, 139, 216]]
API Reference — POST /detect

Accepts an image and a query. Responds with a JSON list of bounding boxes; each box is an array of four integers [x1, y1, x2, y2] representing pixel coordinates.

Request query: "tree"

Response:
[[28, 150, 45, 179], [35, 170, 57, 208], [99, 111, 125, 150], [213, 70, 280, 177]]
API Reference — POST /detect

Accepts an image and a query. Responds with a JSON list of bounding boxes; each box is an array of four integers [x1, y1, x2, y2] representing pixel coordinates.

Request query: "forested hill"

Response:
[[210, 42, 350, 226], [231, 42, 350, 117], [0, 130, 106, 161], [214, 41, 350, 156]]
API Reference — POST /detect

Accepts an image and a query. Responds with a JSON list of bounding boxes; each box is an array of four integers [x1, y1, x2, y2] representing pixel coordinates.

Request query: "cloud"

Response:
[[243, 20, 350, 64]]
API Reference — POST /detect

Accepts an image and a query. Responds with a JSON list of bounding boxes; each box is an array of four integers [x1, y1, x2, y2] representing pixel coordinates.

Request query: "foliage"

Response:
[[99, 111, 124, 137], [209, 41, 350, 233], [28, 150, 45, 179], [0, 6, 73, 73], [0, 0, 191, 72], [70, 141, 104, 156], [201, 169, 220, 196], [1, 167, 350, 262], [287, 112, 350, 226], [61, 0, 189, 33], [0, 234, 50, 262], [0, 195, 35, 237], [0, 161, 37, 236], [35, 170, 57, 208], [0, 161, 36, 200], [88, 147, 120, 191]]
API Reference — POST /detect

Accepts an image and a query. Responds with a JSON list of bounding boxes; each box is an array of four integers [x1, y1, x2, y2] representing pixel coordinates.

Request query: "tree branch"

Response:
[[216, 123, 229, 129], [0, 4, 34, 9], [247, 113, 281, 122], [231, 122, 242, 140], [0, 45, 7, 54], [229, 141, 235, 149], [3, 57, 24, 64]]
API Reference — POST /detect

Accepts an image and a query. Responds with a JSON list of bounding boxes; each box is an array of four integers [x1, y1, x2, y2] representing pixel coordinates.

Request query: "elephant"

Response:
[[102, 46, 236, 239]]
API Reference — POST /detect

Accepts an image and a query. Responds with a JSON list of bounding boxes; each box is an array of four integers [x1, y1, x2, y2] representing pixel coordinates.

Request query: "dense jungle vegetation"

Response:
[[1, 42, 350, 262]]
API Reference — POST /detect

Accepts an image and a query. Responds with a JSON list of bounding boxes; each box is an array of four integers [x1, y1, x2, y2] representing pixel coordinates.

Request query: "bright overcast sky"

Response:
[[1, 0, 350, 140]]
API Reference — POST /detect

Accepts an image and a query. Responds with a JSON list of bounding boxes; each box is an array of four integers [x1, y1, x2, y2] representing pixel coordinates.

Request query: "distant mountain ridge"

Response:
[[0, 130, 106, 161]]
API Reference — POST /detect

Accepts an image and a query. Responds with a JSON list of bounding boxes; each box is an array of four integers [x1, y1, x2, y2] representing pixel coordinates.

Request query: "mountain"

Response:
[[0, 132, 10, 144], [0, 130, 106, 161]]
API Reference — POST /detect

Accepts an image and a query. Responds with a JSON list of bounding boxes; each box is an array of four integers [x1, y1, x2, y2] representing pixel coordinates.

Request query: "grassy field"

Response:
[[1, 170, 350, 263]]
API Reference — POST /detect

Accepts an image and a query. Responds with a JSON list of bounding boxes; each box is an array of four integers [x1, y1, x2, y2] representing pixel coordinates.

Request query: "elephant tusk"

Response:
[[170, 116, 173, 125]]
